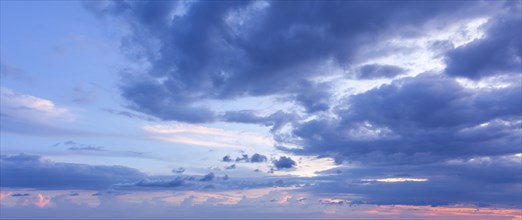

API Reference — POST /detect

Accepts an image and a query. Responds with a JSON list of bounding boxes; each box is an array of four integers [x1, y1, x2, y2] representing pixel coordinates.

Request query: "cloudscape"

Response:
[[1, 1, 521, 219]]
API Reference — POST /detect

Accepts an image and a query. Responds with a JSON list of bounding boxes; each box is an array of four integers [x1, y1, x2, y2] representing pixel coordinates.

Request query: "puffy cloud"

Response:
[[273, 156, 296, 169], [222, 153, 268, 163], [85, 1, 493, 122], [250, 153, 268, 163], [222, 155, 233, 162]]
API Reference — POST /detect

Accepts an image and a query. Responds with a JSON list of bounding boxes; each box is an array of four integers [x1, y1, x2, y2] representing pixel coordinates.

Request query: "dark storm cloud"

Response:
[[0, 154, 146, 189], [355, 64, 406, 79], [85, 1, 493, 122], [282, 73, 521, 164], [444, 4, 522, 79], [273, 156, 296, 169]]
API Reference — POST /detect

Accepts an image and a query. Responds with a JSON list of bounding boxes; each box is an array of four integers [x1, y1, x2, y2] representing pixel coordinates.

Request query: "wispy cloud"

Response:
[[143, 123, 273, 149], [0, 87, 74, 122]]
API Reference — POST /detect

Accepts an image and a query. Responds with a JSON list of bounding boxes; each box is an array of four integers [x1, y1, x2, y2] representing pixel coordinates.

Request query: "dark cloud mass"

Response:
[[85, 0, 493, 122], [283, 73, 521, 164], [444, 6, 522, 79], [0, 154, 146, 189]]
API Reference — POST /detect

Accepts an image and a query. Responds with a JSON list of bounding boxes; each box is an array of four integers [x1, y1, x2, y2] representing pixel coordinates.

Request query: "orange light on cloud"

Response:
[[36, 193, 51, 208], [0, 191, 12, 199], [365, 204, 522, 220]]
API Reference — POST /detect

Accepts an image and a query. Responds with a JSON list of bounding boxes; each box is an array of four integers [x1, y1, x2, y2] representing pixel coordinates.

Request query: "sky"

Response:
[[0, 0, 521, 219]]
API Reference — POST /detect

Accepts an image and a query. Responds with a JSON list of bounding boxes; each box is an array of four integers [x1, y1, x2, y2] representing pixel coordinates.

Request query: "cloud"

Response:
[[222, 155, 233, 162], [281, 73, 521, 165], [222, 110, 297, 132], [307, 154, 521, 206], [86, 1, 493, 122], [11, 193, 30, 197], [355, 64, 406, 79], [273, 156, 296, 169], [172, 167, 185, 174], [235, 154, 249, 162], [200, 172, 215, 182], [222, 153, 268, 163], [225, 164, 236, 170], [0, 154, 146, 190], [56, 141, 105, 152], [133, 178, 184, 188], [104, 109, 157, 121], [143, 123, 273, 149], [250, 153, 268, 163], [444, 6, 521, 79], [0, 87, 74, 122]]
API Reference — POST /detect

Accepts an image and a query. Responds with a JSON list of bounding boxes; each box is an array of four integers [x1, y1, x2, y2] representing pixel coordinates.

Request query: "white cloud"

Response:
[[0, 87, 74, 122]]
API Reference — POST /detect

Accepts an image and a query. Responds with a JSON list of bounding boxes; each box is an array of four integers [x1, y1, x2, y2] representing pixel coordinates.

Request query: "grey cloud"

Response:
[[0, 154, 146, 190], [283, 74, 521, 165], [308, 155, 521, 207], [444, 6, 521, 79], [172, 167, 185, 174], [86, 1, 493, 122], [235, 154, 249, 162], [222, 110, 297, 132], [68, 146, 104, 151], [133, 178, 184, 188], [11, 193, 30, 197], [273, 156, 296, 169], [225, 164, 236, 170], [250, 153, 268, 163], [200, 172, 215, 182], [56, 140, 105, 152], [104, 109, 157, 122], [222, 155, 233, 162], [355, 64, 406, 79], [222, 153, 268, 163]]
